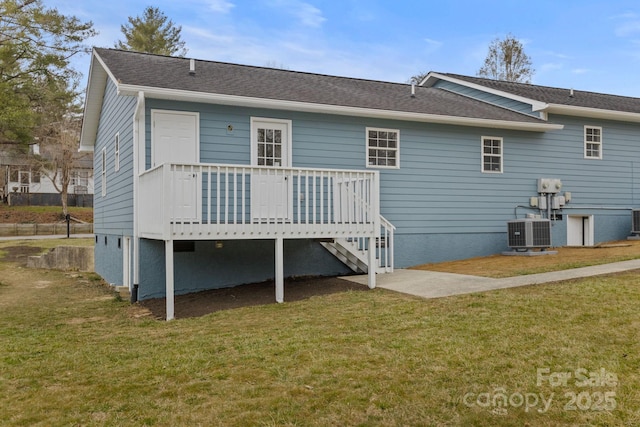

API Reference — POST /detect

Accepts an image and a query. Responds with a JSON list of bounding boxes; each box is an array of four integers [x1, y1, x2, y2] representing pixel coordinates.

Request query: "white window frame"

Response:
[[584, 126, 602, 159], [366, 127, 400, 169], [250, 117, 292, 167], [114, 132, 120, 172], [101, 148, 107, 197], [481, 136, 503, 173]]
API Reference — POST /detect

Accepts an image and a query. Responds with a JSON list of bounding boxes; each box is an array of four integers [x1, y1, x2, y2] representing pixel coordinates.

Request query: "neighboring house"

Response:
[[81, 48, 640, 320], [0, 145, 94, 206]]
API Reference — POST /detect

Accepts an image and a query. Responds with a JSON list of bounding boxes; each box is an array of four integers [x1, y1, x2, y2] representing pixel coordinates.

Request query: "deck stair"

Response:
[[320, 215, 395, 274]]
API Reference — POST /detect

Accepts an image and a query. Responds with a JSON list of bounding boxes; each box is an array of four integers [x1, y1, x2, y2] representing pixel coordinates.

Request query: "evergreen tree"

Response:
[[477, 33, 534, 83], [115, 6, 187, 57]]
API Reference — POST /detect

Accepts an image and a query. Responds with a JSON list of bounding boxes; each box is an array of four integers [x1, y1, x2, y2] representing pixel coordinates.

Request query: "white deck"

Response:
[[139, 163, 382, 241], [137, 163, 394, 321]]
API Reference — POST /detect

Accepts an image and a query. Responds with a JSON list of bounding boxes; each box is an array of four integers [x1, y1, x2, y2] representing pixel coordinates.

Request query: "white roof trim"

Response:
[[424, 72, 640, 123], [423, 72, 549, 112], [545, 104, 640, 122], [79, 50, 122, 150], [116, 84, 561, 132]]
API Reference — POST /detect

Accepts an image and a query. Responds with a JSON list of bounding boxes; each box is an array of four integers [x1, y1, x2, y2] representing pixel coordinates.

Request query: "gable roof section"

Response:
[[80, 49, 560, 150], [424, 72, 640, 123]]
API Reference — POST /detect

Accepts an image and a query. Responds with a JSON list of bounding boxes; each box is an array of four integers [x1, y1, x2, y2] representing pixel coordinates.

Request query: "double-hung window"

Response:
[[366, 127, 399, 168], [482, 137, 503, 173], [584, 126, 602, 159]]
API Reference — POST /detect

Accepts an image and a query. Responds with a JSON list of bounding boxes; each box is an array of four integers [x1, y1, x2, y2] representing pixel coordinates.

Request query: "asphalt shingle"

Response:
[[94, 48, 547, 125], [443, 73, 640, 114]]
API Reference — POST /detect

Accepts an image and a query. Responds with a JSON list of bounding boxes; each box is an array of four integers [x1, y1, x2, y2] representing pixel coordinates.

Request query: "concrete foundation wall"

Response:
[[27, 246, 94, 272]]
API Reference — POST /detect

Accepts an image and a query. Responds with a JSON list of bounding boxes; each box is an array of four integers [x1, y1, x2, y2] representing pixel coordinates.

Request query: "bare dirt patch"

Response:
[[137, 276, 368, 319]]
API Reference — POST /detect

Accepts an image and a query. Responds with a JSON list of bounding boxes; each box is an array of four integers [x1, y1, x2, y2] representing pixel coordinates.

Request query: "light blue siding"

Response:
[[95, 83, 640, 298], [137, 100, 640, 271], [93, 80, 136, 287], [94, 233, 122, 285], [433, 80, 541, 117], [94, 79, 137, 235]]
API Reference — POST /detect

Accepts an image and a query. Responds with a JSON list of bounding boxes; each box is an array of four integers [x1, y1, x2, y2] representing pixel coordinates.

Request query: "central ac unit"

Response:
[[632, 209, 640, 234], [507, 219, 552, 249]]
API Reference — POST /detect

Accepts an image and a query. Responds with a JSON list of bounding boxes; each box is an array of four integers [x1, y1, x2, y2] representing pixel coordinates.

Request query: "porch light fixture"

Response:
[[215, 241, 224, 249]]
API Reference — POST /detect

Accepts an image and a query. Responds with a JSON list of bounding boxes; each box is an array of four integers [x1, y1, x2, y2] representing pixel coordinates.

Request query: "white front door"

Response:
[[251, 118, 292, 221], [151, 110, 200, 222]]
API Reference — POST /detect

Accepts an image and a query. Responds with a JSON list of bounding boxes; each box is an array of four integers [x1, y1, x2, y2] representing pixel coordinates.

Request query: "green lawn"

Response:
[[1, 242, 639, 426]]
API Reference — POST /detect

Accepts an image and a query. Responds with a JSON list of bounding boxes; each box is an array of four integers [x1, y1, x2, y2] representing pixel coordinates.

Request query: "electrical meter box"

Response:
[[537, 178, 562, 194]]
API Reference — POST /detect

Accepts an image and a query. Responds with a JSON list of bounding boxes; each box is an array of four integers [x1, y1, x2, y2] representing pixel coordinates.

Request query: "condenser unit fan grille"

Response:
[[632, 209, 640, 234], [507, 219, 552, 249]]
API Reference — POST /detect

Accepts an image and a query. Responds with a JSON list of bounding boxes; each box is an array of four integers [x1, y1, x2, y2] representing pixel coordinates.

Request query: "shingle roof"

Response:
[[94, 48, 548, 125], [442, 73, 640, 114]]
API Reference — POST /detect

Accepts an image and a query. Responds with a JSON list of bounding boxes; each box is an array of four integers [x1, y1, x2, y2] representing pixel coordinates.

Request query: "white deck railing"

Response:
[[138, 163, 381, 240]]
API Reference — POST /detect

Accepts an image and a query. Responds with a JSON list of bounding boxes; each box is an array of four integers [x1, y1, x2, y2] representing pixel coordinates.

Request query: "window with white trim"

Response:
[[482, 137, 503, 173], [584, 126, 602, 159], [71, 170, 89, 186], [366, 127, 399, 168], [101, 148, 107, 197], [114, 132, 120, 172]]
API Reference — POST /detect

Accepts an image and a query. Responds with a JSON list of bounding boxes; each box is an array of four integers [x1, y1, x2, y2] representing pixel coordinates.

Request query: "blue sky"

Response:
[[47, 0, 640, 96]]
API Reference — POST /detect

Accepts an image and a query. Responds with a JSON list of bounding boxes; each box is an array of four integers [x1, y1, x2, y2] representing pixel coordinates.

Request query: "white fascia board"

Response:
[[79, 50, 120, 150], [546, 104, 640, 123], [117, 84, 562, 132], [422, 72, 549, 112]]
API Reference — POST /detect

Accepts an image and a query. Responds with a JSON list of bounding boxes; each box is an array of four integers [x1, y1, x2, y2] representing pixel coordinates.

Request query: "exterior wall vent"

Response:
[[507, 219, 552, 249]]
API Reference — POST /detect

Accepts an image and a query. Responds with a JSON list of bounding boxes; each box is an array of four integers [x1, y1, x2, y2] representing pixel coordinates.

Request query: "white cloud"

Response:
[[424, 38, 442, 48], [610, 12, 638, 20], [183, 26, 235, 44], [571, 68, 589, 74], [539, 63, 562, 72], [540, 50, 571, 60], [611, 11, 640, 37], [292, 2, 326, 28], [615, 20, 640, 37], [268, 0, 326, 28], [206, 0, 235, 13]]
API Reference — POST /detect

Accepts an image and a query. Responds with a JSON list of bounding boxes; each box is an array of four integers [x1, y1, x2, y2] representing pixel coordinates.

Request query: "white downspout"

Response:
[[132, 91, 145, 298]]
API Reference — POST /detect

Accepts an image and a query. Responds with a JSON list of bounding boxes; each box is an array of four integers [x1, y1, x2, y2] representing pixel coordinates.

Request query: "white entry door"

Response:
[[151, 110, 200, 222], [567, 215, 594, 246], [251, 118, 292, 222]]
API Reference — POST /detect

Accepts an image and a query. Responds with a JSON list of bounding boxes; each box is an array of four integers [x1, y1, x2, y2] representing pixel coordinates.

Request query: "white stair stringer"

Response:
[[320, 215, 395, 275], [320, 238, 370, 274]]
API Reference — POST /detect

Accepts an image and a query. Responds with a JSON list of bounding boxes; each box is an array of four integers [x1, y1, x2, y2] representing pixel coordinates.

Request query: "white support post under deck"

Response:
[[368, 236, 376, 289], [165, 240, 175, 321], [275, 237, 284, 303]]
